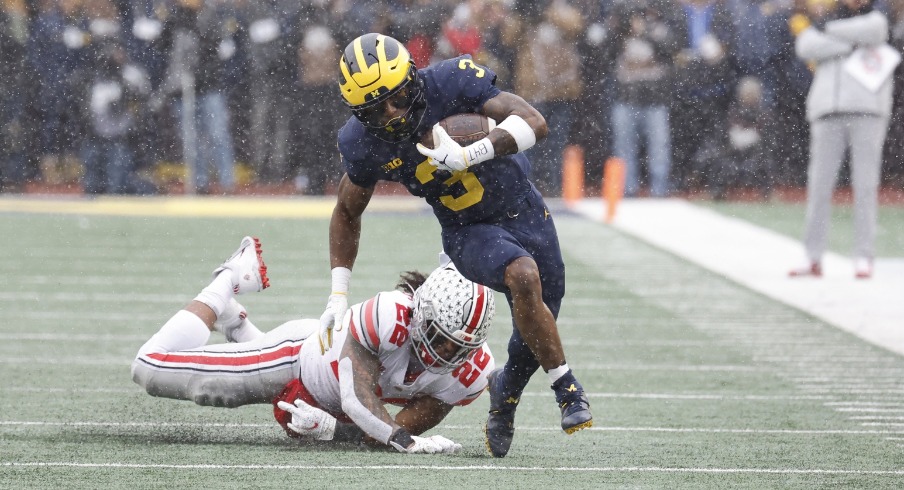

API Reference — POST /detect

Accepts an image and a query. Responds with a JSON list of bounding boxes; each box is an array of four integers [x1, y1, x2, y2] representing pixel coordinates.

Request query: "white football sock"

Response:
[[230, 318, 265, 343], [546, 363, 570, 385], [136, 310, 211, 357], [193, 271, 234, 317]]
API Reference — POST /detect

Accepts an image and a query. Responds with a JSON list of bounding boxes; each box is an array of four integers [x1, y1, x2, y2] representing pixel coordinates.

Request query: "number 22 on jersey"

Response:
[[452, 347, 491, 388]]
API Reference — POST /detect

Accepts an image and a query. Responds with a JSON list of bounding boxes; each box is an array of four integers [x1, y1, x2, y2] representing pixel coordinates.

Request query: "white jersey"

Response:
[[297, 290, 494, 416]]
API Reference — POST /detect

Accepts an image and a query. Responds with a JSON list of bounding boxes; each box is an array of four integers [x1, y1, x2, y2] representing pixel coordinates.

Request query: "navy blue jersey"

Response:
[[338, 56, 534, 228]]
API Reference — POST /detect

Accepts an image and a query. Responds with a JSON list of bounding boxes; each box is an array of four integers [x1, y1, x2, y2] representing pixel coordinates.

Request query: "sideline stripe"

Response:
[[2, 462, 903, 475], [0, 196, 428, 218]]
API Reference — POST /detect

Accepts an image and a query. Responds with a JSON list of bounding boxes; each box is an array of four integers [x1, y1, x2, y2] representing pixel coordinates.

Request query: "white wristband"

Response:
[[331, 267, 351, 295], [496, 115, 537, 153], [464, 137, 495, 167]]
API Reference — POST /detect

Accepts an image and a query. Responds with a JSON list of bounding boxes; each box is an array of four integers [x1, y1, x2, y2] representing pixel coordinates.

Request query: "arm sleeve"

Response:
[[795, 27, 853, 62], [824, 11, 888, 47], [338, 356, 394, 444]]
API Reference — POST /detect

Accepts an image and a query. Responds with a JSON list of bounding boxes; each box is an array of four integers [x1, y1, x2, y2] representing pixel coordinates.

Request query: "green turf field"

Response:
[[2, 200, 903, 489]]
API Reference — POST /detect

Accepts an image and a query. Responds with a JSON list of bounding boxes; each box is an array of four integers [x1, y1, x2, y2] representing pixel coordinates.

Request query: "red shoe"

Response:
[[854, 258, 873, 279], [789, 261, 822, 278]]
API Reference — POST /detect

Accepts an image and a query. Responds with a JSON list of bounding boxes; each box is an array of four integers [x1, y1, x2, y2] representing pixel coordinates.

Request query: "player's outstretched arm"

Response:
[[277, 394, 458, 449], [319, 175, 375, 351], [336, 335, 458, 454], [328, 174, 373, 271], [337, 336, 397, 439]]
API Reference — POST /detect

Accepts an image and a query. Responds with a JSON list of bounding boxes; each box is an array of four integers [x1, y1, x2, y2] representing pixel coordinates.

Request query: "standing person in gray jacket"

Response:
[[789, 0, 893, 279]]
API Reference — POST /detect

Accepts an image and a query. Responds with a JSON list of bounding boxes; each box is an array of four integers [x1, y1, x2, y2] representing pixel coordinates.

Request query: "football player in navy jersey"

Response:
[[318, 33, 592, 458]]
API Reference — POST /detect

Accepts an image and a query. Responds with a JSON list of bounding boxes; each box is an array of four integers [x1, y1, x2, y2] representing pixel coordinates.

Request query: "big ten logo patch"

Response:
[[382, 158, 404, 172]]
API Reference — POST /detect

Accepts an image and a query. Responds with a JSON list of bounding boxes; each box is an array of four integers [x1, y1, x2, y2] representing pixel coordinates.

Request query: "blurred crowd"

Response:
[[3, 0, 904, 197]]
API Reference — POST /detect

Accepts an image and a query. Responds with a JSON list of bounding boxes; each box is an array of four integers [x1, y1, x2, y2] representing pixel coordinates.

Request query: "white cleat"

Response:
[[213, 236, 270, 295], [213, 298, 249, 342]]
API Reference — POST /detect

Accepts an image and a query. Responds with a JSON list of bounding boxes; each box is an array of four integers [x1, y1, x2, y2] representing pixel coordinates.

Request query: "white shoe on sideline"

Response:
[[854, 257, 873, 280], [213, 236, 270, 294], [789, 261, 822, 278]]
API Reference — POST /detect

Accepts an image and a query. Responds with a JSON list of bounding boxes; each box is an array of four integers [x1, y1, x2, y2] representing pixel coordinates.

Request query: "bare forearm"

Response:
[[394, 397, 454, 436], [329, 207, 361, 270], [481, 92, 547, 157], [329, 174, 373, 270]]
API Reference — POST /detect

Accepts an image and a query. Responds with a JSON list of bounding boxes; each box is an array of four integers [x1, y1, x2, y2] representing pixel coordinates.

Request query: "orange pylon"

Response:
[[562, 145, 585, 206], [603, 157, 625, 223]]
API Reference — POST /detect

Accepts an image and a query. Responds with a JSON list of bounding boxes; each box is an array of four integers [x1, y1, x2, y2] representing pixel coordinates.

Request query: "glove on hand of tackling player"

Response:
[[277, 398, 337, 441], [390, 434, 462, 454]]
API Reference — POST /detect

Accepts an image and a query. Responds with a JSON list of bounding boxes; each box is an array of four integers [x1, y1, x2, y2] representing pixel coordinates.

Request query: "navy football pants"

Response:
[[442, 189, 565, 396]]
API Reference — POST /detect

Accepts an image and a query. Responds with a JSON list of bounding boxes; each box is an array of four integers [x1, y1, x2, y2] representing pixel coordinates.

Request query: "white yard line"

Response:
[[570, 198, 904, 357], [2, 462, 903, 475], [0, 387, 845, 401], [2, 421, 902, 436]]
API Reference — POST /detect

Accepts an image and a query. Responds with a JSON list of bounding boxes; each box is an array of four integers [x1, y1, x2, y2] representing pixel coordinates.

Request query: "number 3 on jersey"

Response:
[[458, 59, 485, 78], [452, 347, 491, 388], [415, 159, 485, 211]]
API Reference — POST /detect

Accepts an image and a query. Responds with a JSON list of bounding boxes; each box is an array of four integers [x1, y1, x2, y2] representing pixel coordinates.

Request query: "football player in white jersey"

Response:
[[132, 236, 495, 454]]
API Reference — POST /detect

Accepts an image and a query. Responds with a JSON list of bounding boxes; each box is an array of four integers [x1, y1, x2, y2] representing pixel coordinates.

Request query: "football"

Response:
[[420, 113, 496, 148]]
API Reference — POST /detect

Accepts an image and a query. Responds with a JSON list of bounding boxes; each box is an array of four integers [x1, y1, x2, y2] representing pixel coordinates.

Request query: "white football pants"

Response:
[[804, 114, 889, 261], [131, 319, 317, 408]]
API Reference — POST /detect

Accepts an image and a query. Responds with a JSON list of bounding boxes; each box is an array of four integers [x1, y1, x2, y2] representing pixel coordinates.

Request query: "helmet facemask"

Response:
[[338, 33, 427, 143], [409, 266, 494, 375], [348, 64, 426, 143], [411, 299, 481, 374]]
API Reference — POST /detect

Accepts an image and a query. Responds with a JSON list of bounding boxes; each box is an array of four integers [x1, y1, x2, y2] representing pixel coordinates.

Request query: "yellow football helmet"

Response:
[[339, 33, 426, 142]]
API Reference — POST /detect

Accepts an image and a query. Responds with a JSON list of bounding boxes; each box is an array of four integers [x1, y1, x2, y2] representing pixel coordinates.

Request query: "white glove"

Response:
[[276, 399, 337, 441], [318, 293, 348, 351], [389, 434, 461, 454], [318, 267, 351, 351], [416, 125, 493, 172], [425, 435, 462, 454]]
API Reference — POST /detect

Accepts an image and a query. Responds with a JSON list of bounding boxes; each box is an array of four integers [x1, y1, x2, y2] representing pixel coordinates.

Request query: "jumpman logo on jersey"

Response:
[[544, 208, 550, 220]]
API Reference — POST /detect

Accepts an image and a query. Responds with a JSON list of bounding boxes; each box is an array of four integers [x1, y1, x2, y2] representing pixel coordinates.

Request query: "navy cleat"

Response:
[[553, 371, 593, 434], [484, 368, 519, 458]]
